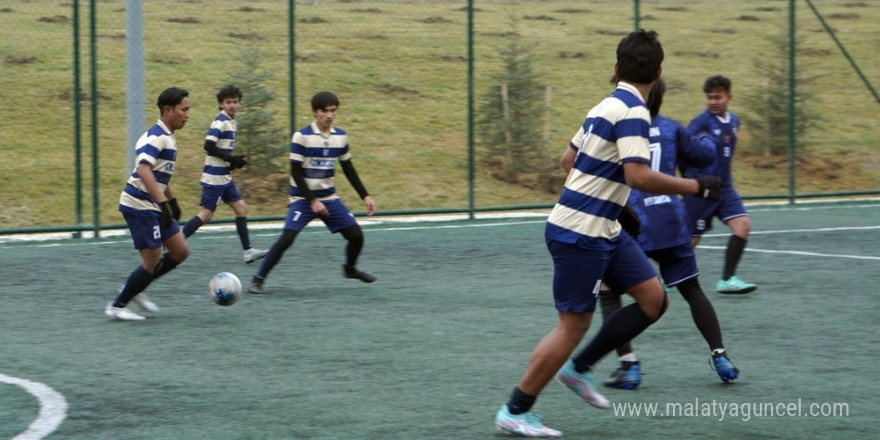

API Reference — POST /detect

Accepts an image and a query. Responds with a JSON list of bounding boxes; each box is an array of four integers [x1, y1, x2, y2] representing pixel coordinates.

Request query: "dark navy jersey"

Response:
[[681, 109, 739, 185], [629, 114, 715, 251]]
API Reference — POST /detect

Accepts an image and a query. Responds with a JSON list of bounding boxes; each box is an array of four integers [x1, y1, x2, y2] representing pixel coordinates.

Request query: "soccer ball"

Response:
[[209, 272, 241, 306]]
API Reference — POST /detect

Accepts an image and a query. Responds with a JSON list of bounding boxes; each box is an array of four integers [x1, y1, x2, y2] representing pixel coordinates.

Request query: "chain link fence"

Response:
[[2, 0, 878, 234]]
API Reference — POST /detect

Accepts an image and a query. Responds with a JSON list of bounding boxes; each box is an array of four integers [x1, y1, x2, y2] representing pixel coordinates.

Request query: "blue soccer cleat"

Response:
[[712, 352, 740, 383], [603, 361, 641, 390]]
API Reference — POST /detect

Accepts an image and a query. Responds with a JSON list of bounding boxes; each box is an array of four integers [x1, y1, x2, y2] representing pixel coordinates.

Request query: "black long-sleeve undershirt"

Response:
[[290, 160, 369, 202]]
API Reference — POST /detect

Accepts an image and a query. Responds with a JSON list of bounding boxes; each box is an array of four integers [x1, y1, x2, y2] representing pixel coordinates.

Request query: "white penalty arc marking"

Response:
[[0, 373, 68, 440]]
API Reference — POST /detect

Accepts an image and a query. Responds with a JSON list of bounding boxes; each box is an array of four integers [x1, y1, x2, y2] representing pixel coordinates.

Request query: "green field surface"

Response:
[[1, 200, 878, 439]]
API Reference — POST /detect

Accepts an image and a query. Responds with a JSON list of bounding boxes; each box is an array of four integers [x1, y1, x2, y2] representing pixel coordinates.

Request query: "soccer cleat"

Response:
[[556, 360, 611, 408], [342, 265, 376, 283], [711, 352, 740, 383], [495, 405, 562, 438], [248, 278, 266, 294], [132, 293, 160, 313], [716, 276, 757, 294], [603, 361, 641, 390], [105, 302, 146, 321], [243, 248, 269, 264]]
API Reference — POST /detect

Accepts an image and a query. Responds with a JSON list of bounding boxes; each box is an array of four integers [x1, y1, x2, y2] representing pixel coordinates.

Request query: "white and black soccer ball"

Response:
[[209, 272, 241, 306]]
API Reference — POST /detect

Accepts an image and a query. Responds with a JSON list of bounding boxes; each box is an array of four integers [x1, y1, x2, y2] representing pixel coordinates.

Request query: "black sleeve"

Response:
[[290, 161, 317, 202], [340, 160, 369, 199], [204, 140, 232, 162]]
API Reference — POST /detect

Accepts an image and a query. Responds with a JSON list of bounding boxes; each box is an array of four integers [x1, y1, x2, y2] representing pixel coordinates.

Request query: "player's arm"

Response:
[[137, 162, 175, 226], [290, 160, 329, 216], [289, 160, 317, 203], [677, 124, 715, 169], [340, 160, 375, 216], [204, 140, 246, 170], [138, 162, 166, 203], [623, 161, 720, 199], [560, 144, 577, 173]]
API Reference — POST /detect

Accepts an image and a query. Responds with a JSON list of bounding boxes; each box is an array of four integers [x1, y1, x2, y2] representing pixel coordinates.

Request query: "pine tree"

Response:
[[741, 30, 822, 156], [226, 48, 287, 174], [477, 22, 553, 183]]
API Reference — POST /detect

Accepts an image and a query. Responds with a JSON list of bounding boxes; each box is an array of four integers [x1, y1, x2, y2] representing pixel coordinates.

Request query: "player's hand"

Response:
[[167, 197, 182, 221], [310, 199, 329, 217], [695, 176, 722, 200], [618, 202, 641, 238], [363, 195, 376, 216], [228, 155, 247, 170], [158, 200, 175, 229]]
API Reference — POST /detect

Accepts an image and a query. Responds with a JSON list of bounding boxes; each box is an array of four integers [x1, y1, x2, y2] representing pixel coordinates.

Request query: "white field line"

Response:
[[697, 245, 880, 261], [0, 373, 68, 440]]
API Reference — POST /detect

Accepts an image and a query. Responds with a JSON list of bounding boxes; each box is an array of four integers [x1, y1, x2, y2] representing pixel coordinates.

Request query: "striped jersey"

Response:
[[288, 122, 352, 203], [545, 82, 652, 250], [628, 114, 715, 251], [201, 110, 235, 186], [682, 109, 739, 185], [119, 120, 177, 216]]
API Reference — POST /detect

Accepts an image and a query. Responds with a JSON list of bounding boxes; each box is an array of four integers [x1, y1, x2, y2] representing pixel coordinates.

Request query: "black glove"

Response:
[[695, 176, 722, 200], [618, 202, 642, 238], [228, 155, 247, 170], [167, 197, 181, 221], [158, 200, 174, 229]]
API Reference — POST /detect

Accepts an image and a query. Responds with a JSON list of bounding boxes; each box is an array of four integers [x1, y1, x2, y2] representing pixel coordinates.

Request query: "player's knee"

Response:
[[277, 229, 298, 251], [676, 278, 704, 302], [230, 200, 248, 217], [342, 226, 364, 245], [657, 292, 670, 319], [641, 291, 668, 322], [171, 247, 189, 263], [731, 218, 751, 237], [599, 290, 622, 308], [200, 210, 214, 223]]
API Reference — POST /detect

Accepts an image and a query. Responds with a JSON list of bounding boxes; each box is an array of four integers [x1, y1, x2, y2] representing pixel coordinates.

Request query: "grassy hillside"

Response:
[[2, 0, 879, 228]]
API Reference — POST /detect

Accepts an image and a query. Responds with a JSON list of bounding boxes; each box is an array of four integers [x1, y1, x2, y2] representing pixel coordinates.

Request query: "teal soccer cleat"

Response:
[[716, 276, 757, 294]]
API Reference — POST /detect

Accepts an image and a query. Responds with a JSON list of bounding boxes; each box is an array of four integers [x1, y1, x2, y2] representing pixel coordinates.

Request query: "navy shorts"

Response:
[[123, 211, 181, 250], [199, 181, 243, 212], [284, 198, 358, 233], [683, 185, 748, 236], [645, 243, 699, 287], [547, 233, 658, 314]]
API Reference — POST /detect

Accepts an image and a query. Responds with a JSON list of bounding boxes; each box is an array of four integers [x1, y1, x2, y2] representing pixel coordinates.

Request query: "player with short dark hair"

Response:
[[180, 84, 268, 264], [247, 91, 376, 294], [682, 75, 757, 294], [494, 30, 723, 437], [106, 87, 191, 320], [597, 79, 739, 390]]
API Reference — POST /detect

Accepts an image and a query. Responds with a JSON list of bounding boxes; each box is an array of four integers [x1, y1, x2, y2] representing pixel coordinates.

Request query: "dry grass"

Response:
[[2, 0, 879, 228]]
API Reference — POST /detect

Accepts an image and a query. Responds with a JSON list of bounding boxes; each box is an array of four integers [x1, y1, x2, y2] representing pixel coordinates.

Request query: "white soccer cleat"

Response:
[[105, 302, 146, 321], [556, 360, 611, 409], [132, 293, 160, 313], [243, 248, 269, 264], [495, 405, 562, 438]]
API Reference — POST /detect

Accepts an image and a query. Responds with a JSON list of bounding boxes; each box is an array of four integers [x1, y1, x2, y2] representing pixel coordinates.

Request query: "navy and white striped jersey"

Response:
[[682, 109, 739, 185], [546, 82, 652, 250], [119, 120, 177, 216], [201, 110, 235, 187], [629, 114, 715, 251], [288, 122, 351, 203]]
